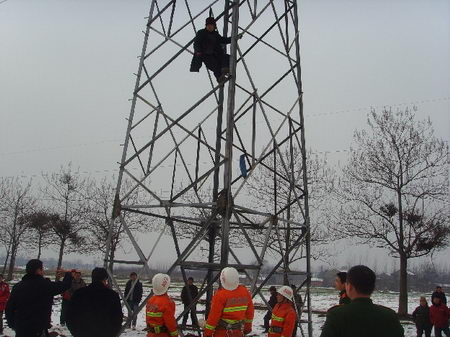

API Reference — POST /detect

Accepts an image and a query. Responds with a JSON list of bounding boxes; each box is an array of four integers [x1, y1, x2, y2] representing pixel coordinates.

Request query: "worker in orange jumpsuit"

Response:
[[204, 267, 254, 337], [268, 286, 297, 337], [146, 273, 178, 337]]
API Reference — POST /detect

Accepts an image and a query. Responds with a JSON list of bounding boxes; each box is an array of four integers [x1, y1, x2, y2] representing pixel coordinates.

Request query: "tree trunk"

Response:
[[2, 242, 11, 275], [396, 177, 407, 315], [7, 244, 18, 281], [57, 238, 66, 271], [398, 252, 408, 315], [37, 234, 42, 259]]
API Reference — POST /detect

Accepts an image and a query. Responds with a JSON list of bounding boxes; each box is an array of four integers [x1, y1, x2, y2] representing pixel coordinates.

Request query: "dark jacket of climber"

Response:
[[190, 17, 233, 83]]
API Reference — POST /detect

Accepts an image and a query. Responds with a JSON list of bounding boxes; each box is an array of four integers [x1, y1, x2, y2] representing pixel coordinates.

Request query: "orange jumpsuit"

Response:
[[268, 302, 297, 337], [146, 293, 178, 337], [204, 285, 254, 337]]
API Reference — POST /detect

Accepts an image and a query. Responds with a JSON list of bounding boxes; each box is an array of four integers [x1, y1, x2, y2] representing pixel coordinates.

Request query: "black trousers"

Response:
[[182, 304, 198, 326], [127, 301, 139, 327], [435, 326, 450, 337], [60, 299, 70, 324], [263, 310, 271, 331], [202, 54, 230, 79], [416, 325, 432, 337]]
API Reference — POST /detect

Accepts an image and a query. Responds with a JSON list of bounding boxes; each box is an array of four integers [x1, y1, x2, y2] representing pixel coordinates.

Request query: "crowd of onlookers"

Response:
[[0, 259, 448, 337], [331, 271, 449, 337], [411, 287, 449, 337]]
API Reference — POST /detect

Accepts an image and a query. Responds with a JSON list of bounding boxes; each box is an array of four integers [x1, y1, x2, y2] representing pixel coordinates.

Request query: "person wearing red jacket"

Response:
[[146, 273, 178, 337], [429, 296, 450, 337], [0, 274, 10, 334], [268, 286, 297, 337], [204, 267, 254, 337]]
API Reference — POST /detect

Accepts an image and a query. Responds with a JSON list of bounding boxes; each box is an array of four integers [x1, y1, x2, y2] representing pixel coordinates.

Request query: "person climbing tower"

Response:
[[190, 17, 242, 83]]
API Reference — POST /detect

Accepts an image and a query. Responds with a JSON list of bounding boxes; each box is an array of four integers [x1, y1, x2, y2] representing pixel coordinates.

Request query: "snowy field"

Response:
[[2, 284, 425, 337]]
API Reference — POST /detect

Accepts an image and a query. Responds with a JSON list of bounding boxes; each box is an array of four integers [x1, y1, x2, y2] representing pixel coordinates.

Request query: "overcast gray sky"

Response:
[[1, 0, 449, 269]]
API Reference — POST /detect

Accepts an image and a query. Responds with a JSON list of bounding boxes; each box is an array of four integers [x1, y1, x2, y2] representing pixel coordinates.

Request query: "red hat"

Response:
[[205, 17, 216, 26], [71, 269, 77, 273]]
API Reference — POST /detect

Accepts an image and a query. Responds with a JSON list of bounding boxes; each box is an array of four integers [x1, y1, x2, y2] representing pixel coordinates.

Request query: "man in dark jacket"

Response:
[[66, 267, 123, 337], [190, 17, 241, 83], [5, 259, 72, 337], [263, 286, 277, 332], [412, 297, 432, 337], [432, 286, 447, 305], [181, 276, 199, 327], [124, 272, 143, 330], [320, 265, 404, 337]]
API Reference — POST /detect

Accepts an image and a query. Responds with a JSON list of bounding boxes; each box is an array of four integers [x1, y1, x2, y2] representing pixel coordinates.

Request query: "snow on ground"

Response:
[[2, 284, 427, 336]]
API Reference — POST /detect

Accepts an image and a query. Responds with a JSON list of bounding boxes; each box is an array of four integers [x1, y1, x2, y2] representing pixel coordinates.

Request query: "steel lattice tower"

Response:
[[105, 1, 312, 336]]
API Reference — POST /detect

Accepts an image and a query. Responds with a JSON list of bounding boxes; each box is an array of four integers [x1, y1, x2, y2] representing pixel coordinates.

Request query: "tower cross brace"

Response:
[[105, 1, 312, 336]]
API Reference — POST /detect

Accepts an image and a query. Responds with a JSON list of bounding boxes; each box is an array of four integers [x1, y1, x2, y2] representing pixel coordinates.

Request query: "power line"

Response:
[[305, 96, 450, 118], [0, 96, 448, 159], [0, 147, 353, 179], [0, 138, 123, 157]]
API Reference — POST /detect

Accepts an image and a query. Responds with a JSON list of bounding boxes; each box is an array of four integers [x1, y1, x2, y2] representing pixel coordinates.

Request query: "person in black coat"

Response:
[[190, 17, 241, 83], [412, 297, 432, 337], [432, 286, 447, 305], [181, 277, 199, 326], [66, 267, 123, 337], [5, 259, 72, 337], [263, 286, 277, 332], [124, 272, 143, 329]]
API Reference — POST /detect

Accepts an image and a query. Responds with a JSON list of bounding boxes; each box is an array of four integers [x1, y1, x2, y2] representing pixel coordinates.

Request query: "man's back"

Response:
[[320, 298, 404, 337], [181, 284, 198, 304], [5, 273, 70, 335], [67, 282, 123, 337]]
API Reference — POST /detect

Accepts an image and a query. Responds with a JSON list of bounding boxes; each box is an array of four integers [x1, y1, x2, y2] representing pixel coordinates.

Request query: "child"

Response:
[[412, 297, 432, 337], [429, 296, 450, 337]]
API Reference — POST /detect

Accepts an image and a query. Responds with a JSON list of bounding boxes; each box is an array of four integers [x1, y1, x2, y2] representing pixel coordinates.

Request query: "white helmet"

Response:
[[152, 273, 171, 295], [278, 286, 293, 301], [220, 267, 239, 291]]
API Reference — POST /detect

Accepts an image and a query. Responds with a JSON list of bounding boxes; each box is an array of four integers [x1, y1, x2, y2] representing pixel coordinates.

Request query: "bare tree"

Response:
[[23, 211, 57, 259], [0, 178, 11, 274], [85, 176, 149, 271], [246, 148, 334, 267], [41, 164, 90, 270], [0, 178, 35, 280], [333, 107, 449, 315]]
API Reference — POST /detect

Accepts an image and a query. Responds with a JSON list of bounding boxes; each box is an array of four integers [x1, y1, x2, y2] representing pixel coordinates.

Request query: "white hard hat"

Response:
[[220, 267, 239, 291], [278, 286, 293, 301], [152, 273, 171, 295]]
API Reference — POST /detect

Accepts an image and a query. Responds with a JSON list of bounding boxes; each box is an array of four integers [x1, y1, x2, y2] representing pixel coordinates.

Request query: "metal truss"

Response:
[[104, 0, 312, 336]]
